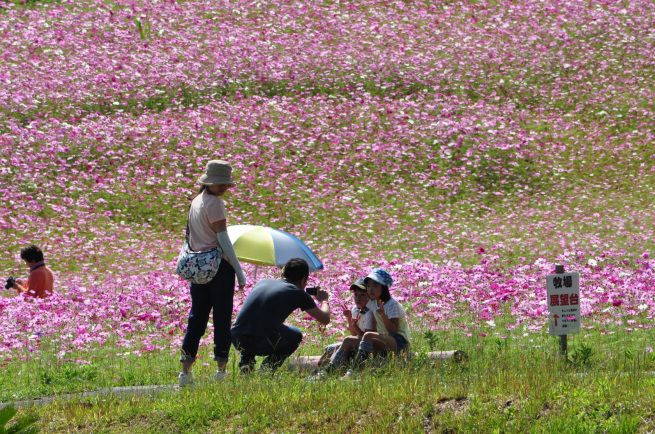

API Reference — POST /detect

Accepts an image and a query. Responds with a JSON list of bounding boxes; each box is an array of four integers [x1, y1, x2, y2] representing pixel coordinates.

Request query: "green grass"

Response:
[[5, 331, 655, 432], [3, 325, 655, 432]]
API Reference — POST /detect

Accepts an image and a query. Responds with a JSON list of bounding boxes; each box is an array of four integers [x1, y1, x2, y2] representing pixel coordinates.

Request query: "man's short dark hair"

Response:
[[20, 245, 44, 263], [282, 258, 309, 284]]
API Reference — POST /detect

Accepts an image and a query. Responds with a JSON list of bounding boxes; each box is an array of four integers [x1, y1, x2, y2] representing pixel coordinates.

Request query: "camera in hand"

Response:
[[305, 286, 319, 296], [5, 277, 16, 290]]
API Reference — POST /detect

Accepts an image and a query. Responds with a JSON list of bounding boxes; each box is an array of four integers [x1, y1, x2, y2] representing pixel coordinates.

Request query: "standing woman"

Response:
[[178, 160, 246, 387]]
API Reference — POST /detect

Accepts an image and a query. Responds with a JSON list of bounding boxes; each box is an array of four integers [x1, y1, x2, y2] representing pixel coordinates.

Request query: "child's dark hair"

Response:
[[20, 245, 44, 263], [379, 285, 391, 303]]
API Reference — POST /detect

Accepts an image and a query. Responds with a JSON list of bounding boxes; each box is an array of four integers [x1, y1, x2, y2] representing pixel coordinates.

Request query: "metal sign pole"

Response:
[[555, 264, 567, 357]]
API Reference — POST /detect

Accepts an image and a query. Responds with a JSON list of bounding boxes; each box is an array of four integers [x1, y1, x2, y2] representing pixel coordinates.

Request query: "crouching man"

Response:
[[231, 258, 330, 373]]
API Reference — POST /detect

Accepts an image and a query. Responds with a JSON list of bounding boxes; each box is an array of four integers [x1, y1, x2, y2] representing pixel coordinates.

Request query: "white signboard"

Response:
[[546, 272, 580, 335]]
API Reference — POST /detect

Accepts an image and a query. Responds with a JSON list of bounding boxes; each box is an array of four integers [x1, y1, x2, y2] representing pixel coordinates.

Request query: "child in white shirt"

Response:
[[351, 268, 410, 370], [318, 278, 376, 373]]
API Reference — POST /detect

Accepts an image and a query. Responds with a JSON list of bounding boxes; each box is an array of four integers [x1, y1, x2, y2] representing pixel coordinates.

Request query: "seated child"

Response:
[[318, 278, 376, 373], [351, 268, 410, 369]]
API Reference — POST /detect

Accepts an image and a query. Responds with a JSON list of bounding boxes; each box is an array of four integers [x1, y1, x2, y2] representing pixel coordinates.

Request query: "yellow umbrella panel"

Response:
[[227, 225, 324, 271], [230, 226, 276, 266]]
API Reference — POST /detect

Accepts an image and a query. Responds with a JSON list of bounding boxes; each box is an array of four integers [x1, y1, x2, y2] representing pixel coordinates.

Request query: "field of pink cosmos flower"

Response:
[[0, 0, 653, 369]]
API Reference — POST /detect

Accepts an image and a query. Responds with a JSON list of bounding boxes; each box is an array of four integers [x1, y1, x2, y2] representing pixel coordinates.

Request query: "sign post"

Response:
[[546, 265, 580, 357]]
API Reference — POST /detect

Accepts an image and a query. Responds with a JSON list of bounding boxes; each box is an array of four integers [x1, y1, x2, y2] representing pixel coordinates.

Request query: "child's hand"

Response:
[[343, 309, 352, 320], [376, 300, 386, 316]]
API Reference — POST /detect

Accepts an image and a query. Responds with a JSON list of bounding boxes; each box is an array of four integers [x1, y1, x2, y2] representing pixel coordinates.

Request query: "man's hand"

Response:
[[315, 289, 329, 302], [306, 289, 331, 325], [13, 279, 24, 294]]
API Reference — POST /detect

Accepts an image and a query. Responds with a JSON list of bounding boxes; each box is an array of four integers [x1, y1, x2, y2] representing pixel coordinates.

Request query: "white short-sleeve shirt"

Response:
[[370, 298, 410, 342], [352, 306, 375, 332]]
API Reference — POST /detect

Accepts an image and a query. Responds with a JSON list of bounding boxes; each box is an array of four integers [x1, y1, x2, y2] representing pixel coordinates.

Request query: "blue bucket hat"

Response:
[[364, 268, 393, 288]]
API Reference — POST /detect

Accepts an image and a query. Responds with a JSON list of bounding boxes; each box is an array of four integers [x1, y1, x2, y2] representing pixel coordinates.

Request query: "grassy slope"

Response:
[[12, 334, 655, 433]]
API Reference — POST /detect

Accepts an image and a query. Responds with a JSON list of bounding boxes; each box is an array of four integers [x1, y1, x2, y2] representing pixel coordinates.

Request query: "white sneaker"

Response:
[[178, 372, 194, 388], [214, 370, 229, 382], [340, 370, 354, 381]]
